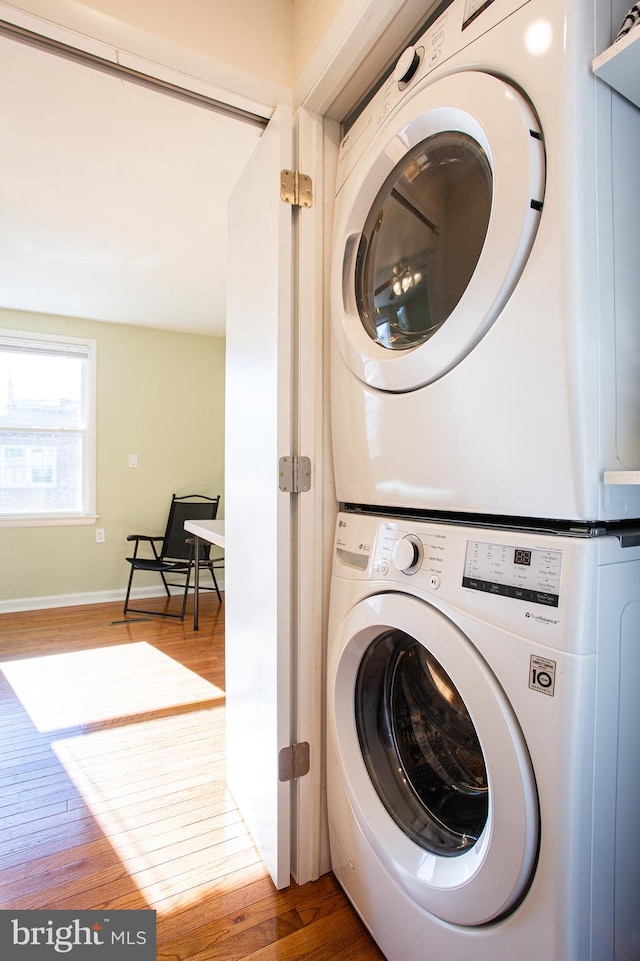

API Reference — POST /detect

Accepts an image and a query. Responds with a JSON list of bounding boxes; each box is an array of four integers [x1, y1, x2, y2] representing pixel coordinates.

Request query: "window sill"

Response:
[[0, 514, 99, 529]]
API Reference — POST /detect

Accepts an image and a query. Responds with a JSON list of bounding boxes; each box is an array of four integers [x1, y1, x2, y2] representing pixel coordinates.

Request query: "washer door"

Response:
[[330, 592, 539, 926], [332, 71, 545, 391]]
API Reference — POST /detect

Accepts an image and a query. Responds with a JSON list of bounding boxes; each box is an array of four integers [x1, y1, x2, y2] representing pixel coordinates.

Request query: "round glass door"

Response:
[[330, 592, 539, 925], [356, 133, 492, 351], [332, 71, 545, 392], [356, 628, 488, 856]]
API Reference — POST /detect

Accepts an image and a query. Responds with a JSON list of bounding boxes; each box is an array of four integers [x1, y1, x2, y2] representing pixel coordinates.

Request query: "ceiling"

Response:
[[0, 34, 263, 337]]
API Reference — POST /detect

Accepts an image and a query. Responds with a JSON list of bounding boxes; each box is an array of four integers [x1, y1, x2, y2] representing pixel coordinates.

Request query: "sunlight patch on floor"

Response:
[[0, 642, 225, 731], [0, 641, 262, 914], [49, 706, 262, 914]]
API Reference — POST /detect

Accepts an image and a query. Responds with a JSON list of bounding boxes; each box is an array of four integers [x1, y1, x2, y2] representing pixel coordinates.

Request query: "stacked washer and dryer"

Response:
[[327, 2, 640, 960]]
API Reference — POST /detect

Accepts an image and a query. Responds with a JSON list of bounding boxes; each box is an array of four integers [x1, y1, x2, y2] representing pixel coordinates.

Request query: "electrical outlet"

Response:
[[96, 528, 106, 543], [128, 454, 138, 468]]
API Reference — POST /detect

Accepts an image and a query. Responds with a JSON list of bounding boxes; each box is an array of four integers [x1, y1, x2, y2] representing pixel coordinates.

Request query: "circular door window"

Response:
[[330, 592, 539, 925], [332, 71, 545, 391], [356, 132, 492, 351], [356, 628, 489, 856]]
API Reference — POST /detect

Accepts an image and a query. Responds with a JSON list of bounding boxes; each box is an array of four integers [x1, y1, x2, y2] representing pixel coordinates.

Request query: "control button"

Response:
[[380, 561, 389, 576], [391, 535, 423, 574], [394, 46, 420, 85], [429, 574, 441, 590]]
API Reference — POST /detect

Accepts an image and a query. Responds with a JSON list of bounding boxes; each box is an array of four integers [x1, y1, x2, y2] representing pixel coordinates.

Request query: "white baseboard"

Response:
[[0, 581, 225, 615]]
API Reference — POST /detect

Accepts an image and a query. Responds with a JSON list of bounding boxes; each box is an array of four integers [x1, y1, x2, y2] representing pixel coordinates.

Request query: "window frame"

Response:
[[0, 328, 97, 528]]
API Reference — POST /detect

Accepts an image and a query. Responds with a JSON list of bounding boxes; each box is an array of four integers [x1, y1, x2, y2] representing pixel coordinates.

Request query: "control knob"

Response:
[[394, 45, 420, 85], [391, 534, 423, 574]]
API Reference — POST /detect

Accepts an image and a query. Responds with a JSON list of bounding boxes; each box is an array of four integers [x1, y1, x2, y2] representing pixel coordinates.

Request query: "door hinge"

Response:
[[279, 742, 310, 781], [278, 455, 311, 493], [280, 169, 313, 208]]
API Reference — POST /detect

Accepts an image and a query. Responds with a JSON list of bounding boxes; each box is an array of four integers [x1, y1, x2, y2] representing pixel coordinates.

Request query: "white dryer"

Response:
[[330, 0, 640, 522], [327, 510, 640, 961]]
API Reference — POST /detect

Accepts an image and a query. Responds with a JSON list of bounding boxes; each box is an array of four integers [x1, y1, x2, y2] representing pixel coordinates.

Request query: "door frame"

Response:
[[292, 0, 444, 884]]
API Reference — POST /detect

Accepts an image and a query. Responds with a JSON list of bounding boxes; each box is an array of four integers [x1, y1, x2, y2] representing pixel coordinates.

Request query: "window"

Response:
[[0, 330, 97, 526]]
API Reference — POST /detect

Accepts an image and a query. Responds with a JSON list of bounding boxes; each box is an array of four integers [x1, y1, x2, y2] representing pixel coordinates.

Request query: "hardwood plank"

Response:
[[2, 832, 261, 910], [240, 904, 385, 961], [156, 869, 276, 946], [0, 781, 239, 869], [0, 810, 248, 903], [157, 874, 351, 961], [0, 597, 383, 961]]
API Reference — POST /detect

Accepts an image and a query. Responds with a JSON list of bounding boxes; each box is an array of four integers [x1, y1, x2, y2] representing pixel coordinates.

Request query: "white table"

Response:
[[184, 519, 225, 630]]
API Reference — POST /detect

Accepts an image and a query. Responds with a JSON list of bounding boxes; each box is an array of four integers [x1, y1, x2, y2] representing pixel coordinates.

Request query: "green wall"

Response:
[[0, 308, 225, 608]]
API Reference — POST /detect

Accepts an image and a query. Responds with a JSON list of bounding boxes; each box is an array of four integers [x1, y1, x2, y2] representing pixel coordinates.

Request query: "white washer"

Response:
[[327, 510, 640, 961], [331, 0, 640, 522]]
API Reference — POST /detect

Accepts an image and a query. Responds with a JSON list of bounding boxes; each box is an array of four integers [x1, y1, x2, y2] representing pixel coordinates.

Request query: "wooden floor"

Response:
[[0, 595, 384, 961]]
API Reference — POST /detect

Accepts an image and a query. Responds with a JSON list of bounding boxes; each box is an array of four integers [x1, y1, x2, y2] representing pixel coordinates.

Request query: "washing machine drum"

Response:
[[333, 71, 545, 391], [356, 630, 489, 857], [332, 592, 540, 926]]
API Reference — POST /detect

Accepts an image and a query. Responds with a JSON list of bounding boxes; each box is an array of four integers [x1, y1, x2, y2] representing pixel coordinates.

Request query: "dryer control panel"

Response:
[[336, 0, 531, 193]]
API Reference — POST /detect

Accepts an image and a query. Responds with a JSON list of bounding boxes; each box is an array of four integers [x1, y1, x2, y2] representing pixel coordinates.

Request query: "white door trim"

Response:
[[290, 103, 342, 883], [0, 0, 289, 118], [291, 0, 439, 884], [294, 0, 441, 118]]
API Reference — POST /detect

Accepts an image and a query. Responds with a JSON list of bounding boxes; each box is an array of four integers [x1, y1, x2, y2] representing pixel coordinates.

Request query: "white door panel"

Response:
[[225, 102, 293, 890]]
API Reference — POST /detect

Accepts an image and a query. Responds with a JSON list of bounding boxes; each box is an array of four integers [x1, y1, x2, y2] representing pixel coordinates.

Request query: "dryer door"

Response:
[[330, 592, 539, 926], [332, 70, 545, 391]]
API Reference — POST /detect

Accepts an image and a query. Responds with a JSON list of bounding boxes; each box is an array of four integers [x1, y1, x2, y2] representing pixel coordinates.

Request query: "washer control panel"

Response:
[[376, 522, 448, 585], [332, 514, 609, 654], [391, 534, 423, 573], [369, 518, 562, 608], [463, 540, 562, 608]]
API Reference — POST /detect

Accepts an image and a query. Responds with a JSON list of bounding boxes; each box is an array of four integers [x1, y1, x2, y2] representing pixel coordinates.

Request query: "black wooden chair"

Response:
[[123, 493, 222, 620]]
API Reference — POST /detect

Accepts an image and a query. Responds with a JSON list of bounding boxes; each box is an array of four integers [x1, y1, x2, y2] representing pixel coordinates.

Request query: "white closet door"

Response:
[[225, 102, 293, 889]]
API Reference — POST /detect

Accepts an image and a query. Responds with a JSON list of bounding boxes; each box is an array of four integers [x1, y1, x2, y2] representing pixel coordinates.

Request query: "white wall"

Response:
[[78, 0, 295, 86], [0, 308, 225, 609], [293, 0, 345, 80], [0, 0, 359, 92]]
